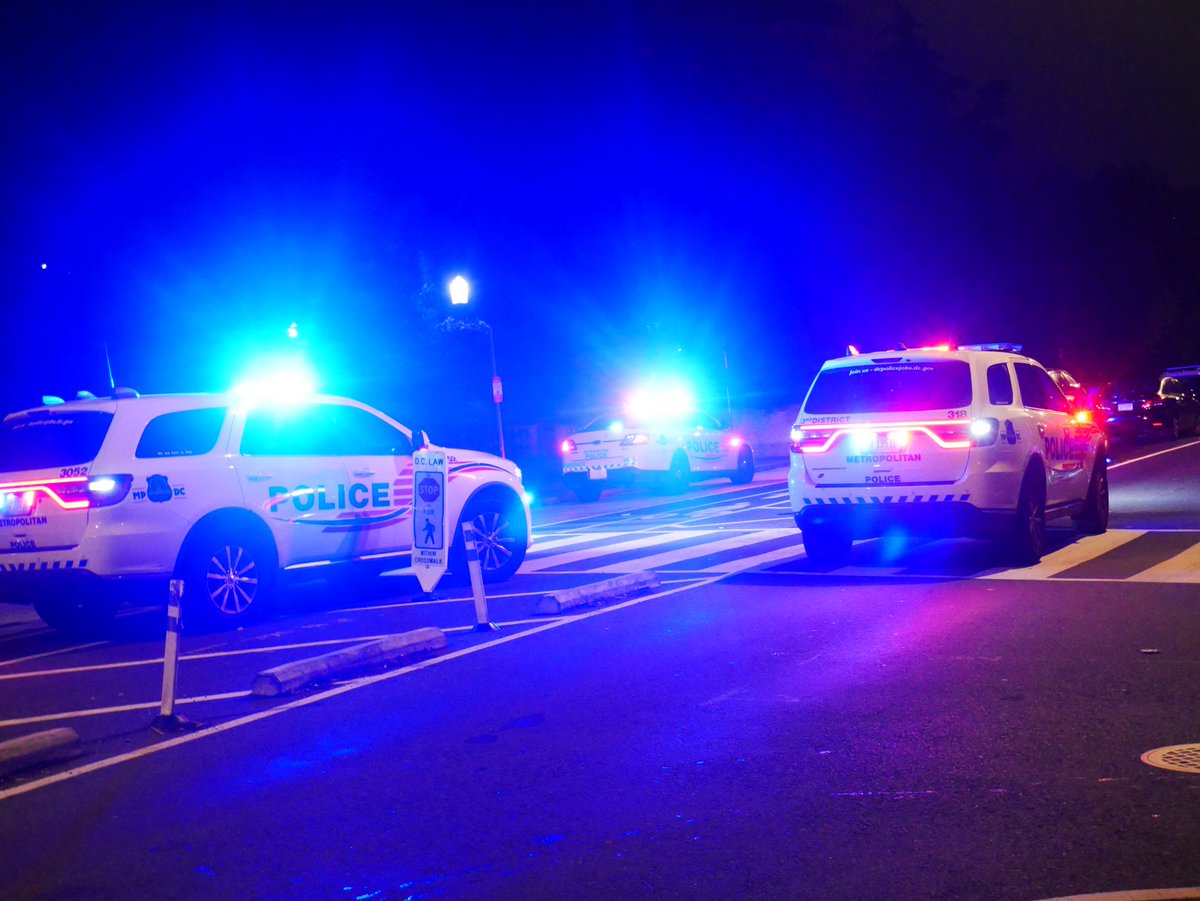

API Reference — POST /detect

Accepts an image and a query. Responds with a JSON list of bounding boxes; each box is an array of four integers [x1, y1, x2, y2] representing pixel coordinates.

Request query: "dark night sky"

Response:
[[3, 1, 1199, 450]]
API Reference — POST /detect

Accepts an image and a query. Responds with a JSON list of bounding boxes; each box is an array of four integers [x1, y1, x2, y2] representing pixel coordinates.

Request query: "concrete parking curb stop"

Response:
[[251, 627, 448, 697], [535, 571, 662, 615], [0, 728, 82, 779]]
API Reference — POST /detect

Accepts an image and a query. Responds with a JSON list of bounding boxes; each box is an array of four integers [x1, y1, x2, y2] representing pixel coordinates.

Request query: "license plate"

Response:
[[588, 468, 607, 480], [0, 490, 35, 517], [1117, 402, 1133, 412]]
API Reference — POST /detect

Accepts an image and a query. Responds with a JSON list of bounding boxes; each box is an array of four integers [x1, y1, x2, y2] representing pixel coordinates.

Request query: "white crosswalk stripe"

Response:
[[978, 530, 1146, 580], [523, 522, 1200, 583]]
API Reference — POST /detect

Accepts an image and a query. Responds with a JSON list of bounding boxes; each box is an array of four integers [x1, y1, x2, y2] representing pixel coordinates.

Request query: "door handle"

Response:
[[352, 469, 376, 477]]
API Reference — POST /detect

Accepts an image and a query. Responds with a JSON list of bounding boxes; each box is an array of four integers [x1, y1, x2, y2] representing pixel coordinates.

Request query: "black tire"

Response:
[[33, 588, 120, 634], [730, 447, 755, 485], [450, 491, 529, 583], [178, 526, 277, 627], [1169, 415, 1182, 440], [1009, 468, 1047, 566], [802, 521, 853, 567], [661, 453, 690, 495], [573, 481, 603, 503], [1073, 454, 1109, 534]]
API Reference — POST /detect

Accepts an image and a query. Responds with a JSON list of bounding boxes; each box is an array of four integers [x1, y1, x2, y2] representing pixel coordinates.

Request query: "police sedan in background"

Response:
[[561, 389, 754, 502]]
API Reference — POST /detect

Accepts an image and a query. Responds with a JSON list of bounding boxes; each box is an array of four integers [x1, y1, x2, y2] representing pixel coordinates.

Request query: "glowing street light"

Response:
[[449, 274, 470, 306], [448, 275, 506, 458]]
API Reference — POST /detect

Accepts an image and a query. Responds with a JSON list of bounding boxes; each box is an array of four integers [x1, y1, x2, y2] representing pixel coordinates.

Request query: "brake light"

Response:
[[790, 419, 998, 453], [0, 475, 132, 510], [86, 474, 133, 507], [620, 433, 650, 446], [561, 439, 577, 455]]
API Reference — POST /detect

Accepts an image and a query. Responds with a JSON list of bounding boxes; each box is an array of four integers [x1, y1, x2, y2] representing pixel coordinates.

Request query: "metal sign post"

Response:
[[412, 448, 449, 594], [151, 579, 196, 734], [462, 521, 499, 633]]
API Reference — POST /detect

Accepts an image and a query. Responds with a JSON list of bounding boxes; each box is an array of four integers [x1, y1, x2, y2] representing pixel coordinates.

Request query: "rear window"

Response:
[[136, 408, 226, 458], [803, 361, 973, 414], [0, 410, 114, 471]]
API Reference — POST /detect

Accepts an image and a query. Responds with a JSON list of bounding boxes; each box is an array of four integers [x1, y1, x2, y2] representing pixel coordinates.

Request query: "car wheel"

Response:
[[802, 521, 853, 567], [661, 453, 690, 495], [573, 481, 603, 503], [179, 527, 277, 627], [730, 447, 755, 485], [33, 587, 120, 634], [1008, 468, 1047, 566], [1170, 415, 1182, 440], [1073, 454, 1109, 535], [451, 492, 528, 583]]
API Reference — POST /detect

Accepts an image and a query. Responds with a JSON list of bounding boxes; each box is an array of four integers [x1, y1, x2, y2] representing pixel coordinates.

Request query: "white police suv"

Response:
[[561, 399, 754, 502], [788, 344, 1108, 566], [0, 390, 531, 630]]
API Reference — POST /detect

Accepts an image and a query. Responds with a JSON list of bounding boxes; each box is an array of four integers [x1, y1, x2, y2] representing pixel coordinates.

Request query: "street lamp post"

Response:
[[449, 275, 506, 458]]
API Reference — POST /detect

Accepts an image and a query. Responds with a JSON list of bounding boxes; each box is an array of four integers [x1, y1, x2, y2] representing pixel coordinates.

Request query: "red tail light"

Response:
[[790, 419, 998, 453], [0, 475, 132, 510]]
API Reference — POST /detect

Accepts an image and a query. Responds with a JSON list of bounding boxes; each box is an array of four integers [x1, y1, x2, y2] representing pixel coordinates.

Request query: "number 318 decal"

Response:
[[946, 410, 969, 419]]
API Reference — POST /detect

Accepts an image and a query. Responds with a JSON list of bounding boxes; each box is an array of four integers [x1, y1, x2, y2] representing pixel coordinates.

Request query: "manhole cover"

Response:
[[1140, 744, 1200, 774]]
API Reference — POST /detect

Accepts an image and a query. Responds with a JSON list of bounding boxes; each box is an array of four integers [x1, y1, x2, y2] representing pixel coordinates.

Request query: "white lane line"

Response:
[[1126, 540, 1200, 582], [519, 529, 720, 573], [698, 541, 807, 573], [0, 575, 726, 802], [0, 690, 251, 728], [1109, 438, 1200, 470], [0, 641, 110, 669], [0, 635, 400, 681], [602, 528, 797, 574], [978, 529, 1146, 580], [525, 531, 625, 552]]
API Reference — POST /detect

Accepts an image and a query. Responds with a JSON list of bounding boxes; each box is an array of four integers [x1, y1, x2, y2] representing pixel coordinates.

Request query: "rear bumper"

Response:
[[793, 499, 1015, 540]]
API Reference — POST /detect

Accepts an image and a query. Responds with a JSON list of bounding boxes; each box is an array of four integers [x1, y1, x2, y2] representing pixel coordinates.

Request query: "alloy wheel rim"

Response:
[[206, 545, 258, 615]]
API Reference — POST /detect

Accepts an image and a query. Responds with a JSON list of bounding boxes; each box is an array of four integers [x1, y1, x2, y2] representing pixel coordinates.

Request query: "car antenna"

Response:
[[104, 342, 116, 393]]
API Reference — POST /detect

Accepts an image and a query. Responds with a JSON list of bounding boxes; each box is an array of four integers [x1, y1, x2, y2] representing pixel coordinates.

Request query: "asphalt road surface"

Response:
[[1, 438, 1199, 900]]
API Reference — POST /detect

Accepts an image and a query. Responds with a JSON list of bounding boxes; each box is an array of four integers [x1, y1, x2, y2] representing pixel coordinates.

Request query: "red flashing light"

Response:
[[561, 439, 577, 455]]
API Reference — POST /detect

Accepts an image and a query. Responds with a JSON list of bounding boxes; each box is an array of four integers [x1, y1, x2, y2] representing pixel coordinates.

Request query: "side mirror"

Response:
[[410, 428, 429, 452]]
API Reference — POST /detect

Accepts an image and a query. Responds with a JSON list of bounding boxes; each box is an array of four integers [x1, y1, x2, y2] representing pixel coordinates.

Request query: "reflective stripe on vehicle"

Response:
[[2, 559, 89, 571], [798, 494, 970, 505]]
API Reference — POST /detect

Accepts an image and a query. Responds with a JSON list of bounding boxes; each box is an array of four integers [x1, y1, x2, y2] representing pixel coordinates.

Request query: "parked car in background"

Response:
[[1095, 376, 1200, 440]]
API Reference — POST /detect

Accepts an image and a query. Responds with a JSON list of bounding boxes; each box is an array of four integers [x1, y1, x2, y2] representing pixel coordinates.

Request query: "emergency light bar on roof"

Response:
[[959, 343, 1023, 353]]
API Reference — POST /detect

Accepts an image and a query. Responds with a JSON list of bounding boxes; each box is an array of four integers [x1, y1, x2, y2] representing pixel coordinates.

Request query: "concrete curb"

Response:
[[535, 571, 662, 615], [0, 727, 82, 779], [251, 627, 448, 697]]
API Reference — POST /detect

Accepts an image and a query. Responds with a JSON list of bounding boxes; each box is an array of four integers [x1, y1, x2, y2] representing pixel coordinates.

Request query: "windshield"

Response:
[[803, 360, 973, 414], [0, 410, 114, 471]]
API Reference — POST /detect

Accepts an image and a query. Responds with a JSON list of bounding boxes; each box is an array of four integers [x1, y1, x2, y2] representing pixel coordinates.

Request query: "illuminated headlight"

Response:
[[561, 439, 577, 455], [620, 433, 650, 446]]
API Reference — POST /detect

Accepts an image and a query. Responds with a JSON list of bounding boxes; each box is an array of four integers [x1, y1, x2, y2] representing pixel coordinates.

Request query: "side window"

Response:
[[1038, 369, 1070, 412], [334, 406, 413, 456], [1017, 364, 1069, 412], [986, 364, 1014, 406], [240, 404, 344, 456], [136, 408, 226, 458]]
